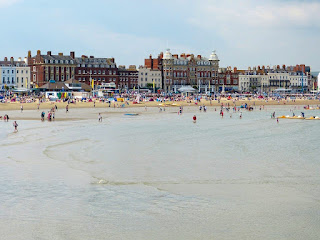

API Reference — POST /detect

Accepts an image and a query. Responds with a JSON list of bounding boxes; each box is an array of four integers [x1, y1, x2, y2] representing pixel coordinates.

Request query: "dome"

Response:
[[209, 50, 219, 61], [163, 49, 173, 60]]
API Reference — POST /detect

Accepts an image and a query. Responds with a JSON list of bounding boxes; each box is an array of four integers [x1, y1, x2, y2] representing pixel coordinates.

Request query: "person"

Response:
[[240, 112, 242, 119], [301, 112, 305, 118], [193, 115, 197, 123], [41, 111, 45, 121], [66, 105, 69, 113], [94, 101, 96, 108], [52, 112, 55, 120], [13, 121, 18, 132], [55, 105, 58, 111], [98, 113, 102, 122], [277, 118, 279, 123], [20, 105, 23, 113]]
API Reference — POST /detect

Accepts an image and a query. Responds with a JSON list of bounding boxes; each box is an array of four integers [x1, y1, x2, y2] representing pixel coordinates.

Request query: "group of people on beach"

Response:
[[41, 105, 57, 121]]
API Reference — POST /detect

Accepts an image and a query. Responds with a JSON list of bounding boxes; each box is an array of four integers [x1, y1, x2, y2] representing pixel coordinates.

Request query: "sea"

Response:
[[1, 106, 320, 240]]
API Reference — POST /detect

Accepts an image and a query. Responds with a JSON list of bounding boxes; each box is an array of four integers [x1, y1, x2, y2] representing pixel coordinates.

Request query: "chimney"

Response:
[[277, 65, 280, 69], [24, 57, 27, 63], [234, 67, 237, 73], [4, 57, 7, 61], [70, 51, 75, 59], [197, 55, 202, 59], [28, 50, 31, 58], [110, 58, 115, 63], [258, 65, 261, 70], [180, 53, 185, 58], [47, 51, 52, 56], [262, 65, 265, 70], [58, 53, 63, 56], [18, 57, 22, 61], [90, 56, 94, 58], [149, 54, 152, 59], [282, 64, 286, 70], [10, 57, 14, 64], [37, 50, 41, 56]]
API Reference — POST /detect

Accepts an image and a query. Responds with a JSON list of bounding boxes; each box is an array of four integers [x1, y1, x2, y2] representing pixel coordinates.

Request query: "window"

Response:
[[17, 77, 19, 83], [17, 70, 19, 74]]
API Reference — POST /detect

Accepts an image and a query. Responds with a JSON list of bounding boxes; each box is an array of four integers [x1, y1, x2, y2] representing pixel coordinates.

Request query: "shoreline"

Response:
[[0, 98, 319, 112]]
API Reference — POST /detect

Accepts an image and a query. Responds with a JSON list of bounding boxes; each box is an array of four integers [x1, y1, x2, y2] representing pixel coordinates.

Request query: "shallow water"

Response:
[[1, 106, 320, 240]]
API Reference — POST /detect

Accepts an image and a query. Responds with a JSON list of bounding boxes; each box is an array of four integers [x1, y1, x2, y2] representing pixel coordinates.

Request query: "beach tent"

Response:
[[178, 86, 196, 93]]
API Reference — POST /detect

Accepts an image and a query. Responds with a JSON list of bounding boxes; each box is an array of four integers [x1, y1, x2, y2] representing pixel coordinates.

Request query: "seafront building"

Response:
[[145, 49, 220, 93], [218, 67, 239, 92], [238, 65, 311, 93], [138, 66, 162, 89], [74, 55, 118, 87], [118, 65, 138, 90], [0, 57, 30, 90], [28, 50, 76, 88]]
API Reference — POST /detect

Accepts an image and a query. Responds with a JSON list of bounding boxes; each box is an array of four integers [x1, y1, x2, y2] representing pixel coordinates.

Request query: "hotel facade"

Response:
[[0, 57, 30, 90]]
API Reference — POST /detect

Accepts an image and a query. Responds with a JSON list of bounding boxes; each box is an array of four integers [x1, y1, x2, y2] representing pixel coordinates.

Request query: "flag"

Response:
[[153, 79, 155, 89], [91, 79, 94, 89], [133, 86, 135, 91]]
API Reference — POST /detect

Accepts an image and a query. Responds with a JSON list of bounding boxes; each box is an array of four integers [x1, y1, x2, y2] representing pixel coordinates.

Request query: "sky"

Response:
[[0, 0, 319, 70]]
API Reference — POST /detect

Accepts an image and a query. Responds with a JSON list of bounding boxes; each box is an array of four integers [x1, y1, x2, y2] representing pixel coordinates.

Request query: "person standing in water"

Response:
[[66, 105, 69, 113], [98, 113, 102, 122], [13, 121, 18, 132], [20, 105, 23, 113], [193, 115, 197, 123]]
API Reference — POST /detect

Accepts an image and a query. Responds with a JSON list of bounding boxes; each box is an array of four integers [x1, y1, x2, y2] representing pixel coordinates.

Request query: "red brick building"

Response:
[[118, 65, 138, 89], [28, 50, 76, 88], [145, 49, 220, 92], [74, 55, 118, 87], [218, 67, 239, 91]]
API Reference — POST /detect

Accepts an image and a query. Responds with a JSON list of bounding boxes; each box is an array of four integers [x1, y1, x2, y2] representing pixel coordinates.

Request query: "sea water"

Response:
[[0, 106, 320, 240]]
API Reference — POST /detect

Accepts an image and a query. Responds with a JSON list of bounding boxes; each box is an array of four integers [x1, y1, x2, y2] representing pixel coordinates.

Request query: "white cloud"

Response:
[[59, 24, 191, 66], [0, 0, 20, 8], [187, 0, 320, 69]]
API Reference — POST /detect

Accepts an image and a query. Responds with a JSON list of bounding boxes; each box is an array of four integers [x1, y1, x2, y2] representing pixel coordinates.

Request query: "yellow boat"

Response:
[[305, 116, 320, 120], [277, 115, 304, 119]]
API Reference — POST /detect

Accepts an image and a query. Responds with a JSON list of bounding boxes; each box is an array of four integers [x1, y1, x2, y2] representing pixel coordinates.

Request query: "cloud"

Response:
[[0, 0, 20, 8], [59, 23, 191, 66], [187, 0, 320, 69]]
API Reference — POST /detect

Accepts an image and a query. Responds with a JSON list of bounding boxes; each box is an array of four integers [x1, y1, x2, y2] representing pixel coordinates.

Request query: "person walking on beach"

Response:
[[66, 105, 69, 113], [98, 113, 102, 122], [13, 121, 18, 132], [193, 115, 197, 123], [240, 112, 242, 119], [20, 105, 23, 113]]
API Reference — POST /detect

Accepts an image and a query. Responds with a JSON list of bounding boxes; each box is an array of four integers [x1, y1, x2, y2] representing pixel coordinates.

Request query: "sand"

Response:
[[1, 98, 319, 112]]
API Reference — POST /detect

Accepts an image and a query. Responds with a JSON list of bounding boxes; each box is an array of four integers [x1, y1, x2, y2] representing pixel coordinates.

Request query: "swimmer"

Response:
[[13, 121, 18, 132], [98, 113, 102, 122], [193, 115, 197, 123]]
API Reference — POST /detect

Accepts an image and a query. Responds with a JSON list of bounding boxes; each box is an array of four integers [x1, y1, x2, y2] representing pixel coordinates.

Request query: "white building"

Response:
[[138, 66, 162, 89], [0, 57, 30, 90], [239, 73, 268, 92]]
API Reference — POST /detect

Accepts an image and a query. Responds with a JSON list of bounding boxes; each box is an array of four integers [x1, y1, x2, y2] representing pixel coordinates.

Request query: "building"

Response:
[[0, 57, 30, 90], [218, 67, 239, 92], [138, 66, 162, 89], [28, 50, 76, 88], [118, 65, 138, 90], [74, 55, 118, 87], [238, 64, 311, 92], [146, 49, 220, 93]]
